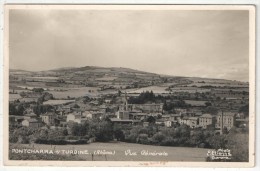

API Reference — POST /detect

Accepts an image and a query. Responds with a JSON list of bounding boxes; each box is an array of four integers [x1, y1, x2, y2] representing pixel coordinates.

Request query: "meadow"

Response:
[[126, 86, 169, 94], [47, 87, 101, 99]]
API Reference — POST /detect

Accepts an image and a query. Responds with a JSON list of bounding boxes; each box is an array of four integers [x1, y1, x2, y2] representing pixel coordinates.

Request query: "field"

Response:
[[27, 76, 59, 80], [9, 94, 21, 101], [12, 142, 210, 161], [16, 85, 48, 90], [43, 99, 75, 105], [126, 86, 169, 94], [47, 87, 101, 99], [184, 100, 208, 106], [171, 87, 210, 93], [187, 77, 248, 87], [10, 85, 118, 100], [95, 76, 117, 81], [188, 82, 248, 88]]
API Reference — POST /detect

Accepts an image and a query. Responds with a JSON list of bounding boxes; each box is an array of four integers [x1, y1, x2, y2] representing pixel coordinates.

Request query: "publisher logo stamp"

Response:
[[207, 149, 232, 160]]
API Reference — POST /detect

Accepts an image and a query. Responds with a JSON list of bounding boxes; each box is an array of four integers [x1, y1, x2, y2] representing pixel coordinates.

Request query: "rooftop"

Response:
[[9, 115, 24, 119], [67, 113, 82, 116], [171, 114, 181, 117], [200, 114, 213, 118], [189, 117, 199, 120], [25, 113, 37, 117], [26, 118, 40, 123], [217, 112, 236, 117], [110, 118, 133, 122], [40, 113, 56, 116]]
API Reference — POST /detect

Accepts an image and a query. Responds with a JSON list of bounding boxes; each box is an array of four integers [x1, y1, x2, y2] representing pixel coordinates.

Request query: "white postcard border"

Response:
[[2, 4, 256, 167]]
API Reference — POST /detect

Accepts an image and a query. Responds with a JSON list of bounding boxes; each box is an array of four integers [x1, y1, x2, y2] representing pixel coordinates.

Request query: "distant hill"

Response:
[[10, 69, 31, 72], [9, 69, 33, 75], [48, 66, 154, 75], [9, 66, 248, 86]]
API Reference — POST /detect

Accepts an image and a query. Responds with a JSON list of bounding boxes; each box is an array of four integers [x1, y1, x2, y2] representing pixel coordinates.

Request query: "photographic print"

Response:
[[3, 5, 255, 167]]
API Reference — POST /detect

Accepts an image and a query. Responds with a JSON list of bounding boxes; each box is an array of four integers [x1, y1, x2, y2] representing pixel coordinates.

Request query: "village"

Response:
[[9, 95, 248, 133], [9, 92, 247, 134], [8, 67, 249, 147]]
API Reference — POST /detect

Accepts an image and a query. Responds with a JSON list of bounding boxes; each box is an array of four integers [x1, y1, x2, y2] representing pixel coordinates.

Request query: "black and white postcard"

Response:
[[3, 5, 256, 167]]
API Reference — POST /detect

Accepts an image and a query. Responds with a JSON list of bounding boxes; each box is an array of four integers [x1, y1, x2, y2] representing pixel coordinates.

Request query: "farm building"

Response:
[[21, 119, 42, 128], [215, 112, 236, 131], [179, 117, 199, 128], [198, 114, 216, 129]]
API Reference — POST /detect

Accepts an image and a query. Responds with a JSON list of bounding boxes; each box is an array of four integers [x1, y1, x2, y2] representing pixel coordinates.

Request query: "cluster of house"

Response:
[[111, 103, 246, 134], [9, 93, 248, 135], [156, 112, 238, 131]]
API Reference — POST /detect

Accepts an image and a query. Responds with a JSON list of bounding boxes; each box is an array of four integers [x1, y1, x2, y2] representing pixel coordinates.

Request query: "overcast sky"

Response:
[[9, 9, 249, 81]]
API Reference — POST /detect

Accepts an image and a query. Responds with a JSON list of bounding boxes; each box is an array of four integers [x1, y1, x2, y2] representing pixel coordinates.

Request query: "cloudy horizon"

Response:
[[9, 8, 249, 82]]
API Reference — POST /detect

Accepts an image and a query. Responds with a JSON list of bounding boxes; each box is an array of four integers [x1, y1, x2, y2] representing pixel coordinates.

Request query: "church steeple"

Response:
[[124, 91, 128, 111]]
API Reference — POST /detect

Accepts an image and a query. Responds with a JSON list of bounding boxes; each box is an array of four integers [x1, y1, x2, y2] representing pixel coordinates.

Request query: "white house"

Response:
[[116, 111, 130, 119], [40, 113, 56, 125], [164, 120, 173, 127], [66, 113, 82, 123]]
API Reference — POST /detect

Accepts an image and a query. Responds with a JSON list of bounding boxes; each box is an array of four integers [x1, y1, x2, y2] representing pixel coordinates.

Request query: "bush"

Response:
[[114, 129, 125, 141], [189, 130, 205, 147], [226, 132, 249, 162], [9, 133, 18, 143], [198, 143, 206, 148], [56, 136, 66, 140], [125, 134, 138, 143], [161, 137, 175, 146], [207, 135, 227, 149], [34, 138, 88, 145], [137, 134, 149, 144], [80, 135, 90, 140], [17, 136, 30, 144], [151, 132, 166, 145], [66, 136, 80, 140]]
